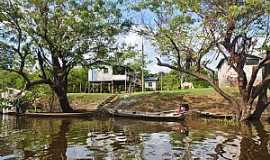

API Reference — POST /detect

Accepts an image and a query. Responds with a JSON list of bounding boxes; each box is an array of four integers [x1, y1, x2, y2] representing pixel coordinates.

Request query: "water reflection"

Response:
[[44, 120, 71, 159], [0, 115, 270, 160], [239, 121, 270, 160]]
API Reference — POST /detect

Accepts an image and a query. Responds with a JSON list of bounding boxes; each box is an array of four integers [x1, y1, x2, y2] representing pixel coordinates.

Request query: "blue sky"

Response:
[[119, 8, 172, 73], [118, 29, 171, 73]]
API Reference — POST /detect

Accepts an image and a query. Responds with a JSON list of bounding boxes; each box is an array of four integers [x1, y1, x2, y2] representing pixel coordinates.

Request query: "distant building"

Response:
[[88, 65, 141, 93], [144, 77, 159, 91], [216, 54, 262, 87]]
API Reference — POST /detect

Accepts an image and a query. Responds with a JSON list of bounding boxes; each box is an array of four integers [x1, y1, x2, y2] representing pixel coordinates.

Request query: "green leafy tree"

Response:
[[0, 70, 24, 89], [68, 68, 88, 93], [134, 0, 270, 120], [0, 0, 130, 112]]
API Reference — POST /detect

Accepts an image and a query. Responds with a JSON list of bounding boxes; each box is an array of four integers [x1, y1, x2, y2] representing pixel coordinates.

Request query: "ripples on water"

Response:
[[0, 115, 270, 160]]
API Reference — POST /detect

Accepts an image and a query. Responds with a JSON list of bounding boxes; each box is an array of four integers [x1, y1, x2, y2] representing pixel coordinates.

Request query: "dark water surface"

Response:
[[0, 115, 270, 160]]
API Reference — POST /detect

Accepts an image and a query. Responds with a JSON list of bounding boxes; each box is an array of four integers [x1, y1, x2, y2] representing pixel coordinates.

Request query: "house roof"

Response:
[[216, 54, 262, 69], [144, 77, 159, 81]]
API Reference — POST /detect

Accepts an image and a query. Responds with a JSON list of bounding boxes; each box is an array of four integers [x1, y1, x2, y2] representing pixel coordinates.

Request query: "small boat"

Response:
[[15, 112, 95, 118], [105, 109, 186, 122]]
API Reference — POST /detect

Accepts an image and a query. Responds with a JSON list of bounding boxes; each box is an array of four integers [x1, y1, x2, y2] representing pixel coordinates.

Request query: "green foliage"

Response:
[[0, 98, 12, 109], [132, 0, 270, 97], [0, 70, 24, 89], [160, 72, 180, 91], [159, 71, 210, 90], [68, 68, 88, 93], [0, 0, 132, 112], [68, 93, 112, 104], [0, 0, 130, 92], [185, 72, 210, 88]]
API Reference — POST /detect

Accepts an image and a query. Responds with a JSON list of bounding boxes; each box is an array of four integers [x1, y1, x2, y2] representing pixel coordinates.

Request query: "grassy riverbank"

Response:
[[34, 88, 242, 114], [110, 88, 241, 115], [68, 93, 113, 111], [34, 93, 113, 112]]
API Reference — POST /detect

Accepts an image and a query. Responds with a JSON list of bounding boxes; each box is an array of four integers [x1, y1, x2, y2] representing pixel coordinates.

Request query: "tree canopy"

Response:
[[0, 0, 130, 112], [133, 0, 270, 120]]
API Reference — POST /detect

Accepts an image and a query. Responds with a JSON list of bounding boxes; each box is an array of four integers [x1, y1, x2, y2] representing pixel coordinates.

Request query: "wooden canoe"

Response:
[[106, 109, 186, 121], [15, 112, 95, 118]]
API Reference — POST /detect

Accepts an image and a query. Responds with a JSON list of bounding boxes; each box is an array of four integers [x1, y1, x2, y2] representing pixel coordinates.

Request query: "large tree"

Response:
[[0, 0, 129, 112], [134, 0, 270, 120]]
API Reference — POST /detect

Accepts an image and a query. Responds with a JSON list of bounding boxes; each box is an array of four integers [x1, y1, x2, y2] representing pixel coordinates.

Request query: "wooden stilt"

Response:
[[100, 82, 103, 93], [111, 81, 114, 93], [125, 68, 127, 93]]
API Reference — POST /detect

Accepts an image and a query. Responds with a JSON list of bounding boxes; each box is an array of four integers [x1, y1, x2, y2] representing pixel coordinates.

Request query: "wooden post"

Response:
[[111, 81, 114, 93], [73, 85, 75, 93], [125, 67, 127, 93], [128, 81, 131, 93], [91, 83, 94, 93], [133, 73, 136, 93], [100, 82, 103, 93], [160, 73, 163, 91], [141, 37, 145, 93]]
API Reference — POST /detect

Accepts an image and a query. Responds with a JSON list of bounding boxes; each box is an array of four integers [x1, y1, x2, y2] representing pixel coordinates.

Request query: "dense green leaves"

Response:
[[0, 0, 131, 111], [0, 70, 24, 89], [0, 0, 129, 86]]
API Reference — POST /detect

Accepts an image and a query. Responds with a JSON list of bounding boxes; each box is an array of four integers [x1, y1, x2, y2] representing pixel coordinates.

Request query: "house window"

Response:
[[235, 0, 244, 5], [113, 66, 125, 75], [246, 59, 259, 65], [148, 82, 152, 87], [103, 68, 108, 73]]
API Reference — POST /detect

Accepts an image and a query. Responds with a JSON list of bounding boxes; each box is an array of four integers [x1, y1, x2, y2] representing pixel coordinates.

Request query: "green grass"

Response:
[[68, 93, 113, 104], [65, 87, 240, 104], [129, 88, 223, 96]]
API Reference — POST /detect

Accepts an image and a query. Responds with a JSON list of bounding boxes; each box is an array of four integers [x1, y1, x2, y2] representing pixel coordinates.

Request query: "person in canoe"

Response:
[[177, 103, 189, 114]]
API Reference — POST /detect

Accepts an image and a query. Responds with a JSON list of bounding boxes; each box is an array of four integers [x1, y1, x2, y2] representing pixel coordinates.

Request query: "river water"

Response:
[[0, 115, 270, 160]]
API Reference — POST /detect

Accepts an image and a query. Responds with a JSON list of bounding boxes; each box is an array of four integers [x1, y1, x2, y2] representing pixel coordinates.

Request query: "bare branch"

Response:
[[216, 43, 238, 72]]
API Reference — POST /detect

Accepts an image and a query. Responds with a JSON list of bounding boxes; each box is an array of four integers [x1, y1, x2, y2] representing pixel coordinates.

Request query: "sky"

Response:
[[119, 5, 267, 74], [118, 3, 222, 74], [119, 30, 171, 74], [119, 7, 172, 74]]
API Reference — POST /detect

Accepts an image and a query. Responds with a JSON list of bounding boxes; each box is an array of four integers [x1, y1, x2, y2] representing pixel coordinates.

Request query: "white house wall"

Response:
[[113, 75, 128, 81], [145, 81, 157, 90], [218, 61, 262, 87], [88, 66, 128, 82], [243, 65, 262, 85]]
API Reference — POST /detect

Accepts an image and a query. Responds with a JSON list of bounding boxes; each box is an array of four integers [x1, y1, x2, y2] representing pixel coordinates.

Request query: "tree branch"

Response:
[[247, 56, 270, 97], [156, 57, 240, 109], [25, 79, 53, 90], [251, 74, 270, 100]]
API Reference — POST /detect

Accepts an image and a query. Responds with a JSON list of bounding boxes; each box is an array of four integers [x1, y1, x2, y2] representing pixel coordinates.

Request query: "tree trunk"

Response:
[[240, 104, 252, 121], [238, 89, 268, 121], [248, 90, 268, 120], [55, 89, 73, 113], [247, 52, 270, 120], [52, 79, 74, 113]]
